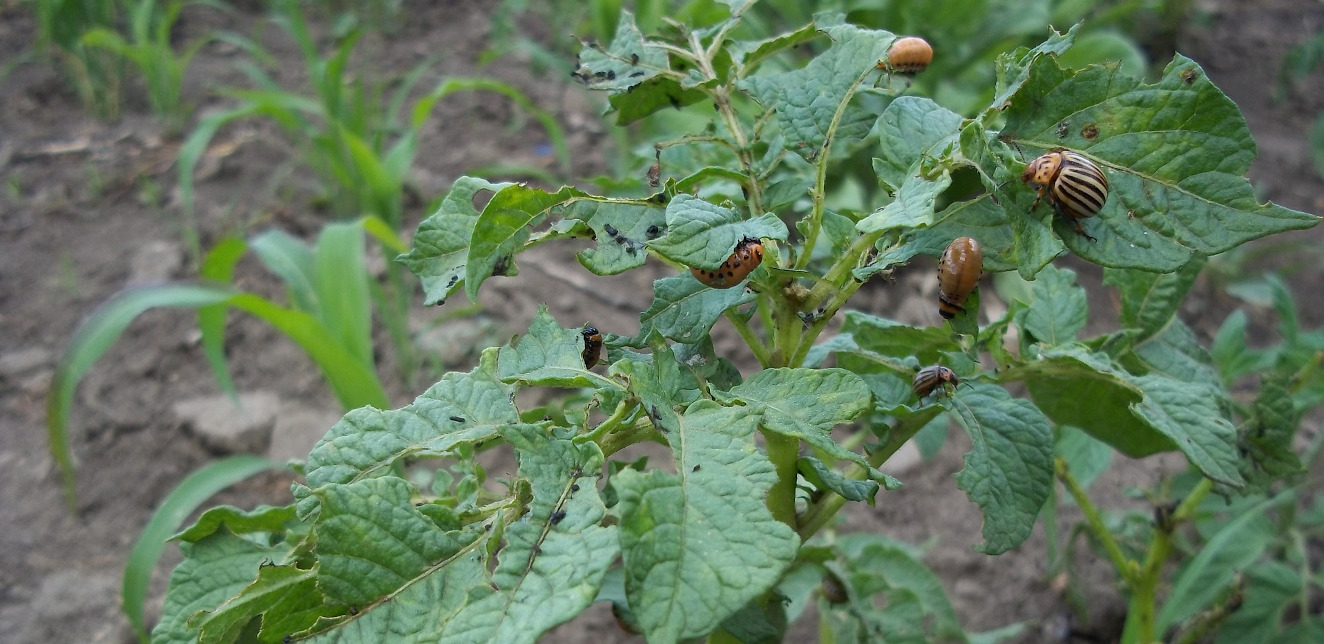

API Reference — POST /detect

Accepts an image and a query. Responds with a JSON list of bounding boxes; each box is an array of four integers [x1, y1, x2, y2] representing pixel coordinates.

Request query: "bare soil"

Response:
[[1, 1, 1321, 643]]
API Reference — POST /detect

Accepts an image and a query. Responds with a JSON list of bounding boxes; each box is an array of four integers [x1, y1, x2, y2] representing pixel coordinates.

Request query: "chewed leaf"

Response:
[[497, 306, 620, 389], [465, 185, 586, 302], [313, 477, 482, 606], [740, 24, 894, 162], [613, 401, 799, 643], [438, 426, 618, 643], [399, 177, 513, 306], [572, 10, 670, 93], [949, 383, 1054, 554], [645, 195, 788, 269], [568, 200, 667, 275], [304, 353, 516, 491], [1002, 54, 1318, 270], [635, 275, 756, 345]]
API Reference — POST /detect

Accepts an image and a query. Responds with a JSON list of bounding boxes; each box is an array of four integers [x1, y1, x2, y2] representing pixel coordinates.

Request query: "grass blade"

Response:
[[121, 455, 285, 642], [47, 283, 239, 508], [313, 222, 373, 368], [198, 237, 251, 401], [228, 293, 389, 410]]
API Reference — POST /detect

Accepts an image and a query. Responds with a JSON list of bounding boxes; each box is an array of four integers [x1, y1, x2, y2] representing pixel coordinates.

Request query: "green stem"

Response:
[[726, 309, 772, 368], [1126, 476, 1213, 643], [1056, 457, 1134, 579]]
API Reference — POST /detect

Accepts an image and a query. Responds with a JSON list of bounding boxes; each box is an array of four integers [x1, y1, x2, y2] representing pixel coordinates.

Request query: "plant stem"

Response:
[[726, 309, 772, 368], [1056, 457, 1134, 578], [1125, 476, 1214, 643]]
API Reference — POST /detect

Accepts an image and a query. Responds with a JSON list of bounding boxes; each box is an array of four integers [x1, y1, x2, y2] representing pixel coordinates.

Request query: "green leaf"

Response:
[[497, 306, 620, 389], [1210, 310, 1275, 383], [730, 22, 820, 70], [1002, 54, 1319, 270], [866, 197, 1017, 279], [1021, 264, 1086, 345], [1240, 379, 1303, 491], [949, 383, 1054, 554], [1014, 347, 1243, 488], [303, 357, 516, 491], [304, 556, 482, 643], [398, 177, 514, 306], [613, 401, 799, 644], [195, 564, 332, 644], [836, 311, 959, 368], [314, 477, 482, 606], [1104, 256, 1205, 339], [833, 536, 967, 643], [569, 199, 667, 274], [1156, 493, 1291, 634], [465, 184, 585, 302], [635, 275, 756, 344], [48, 283, 238, 506], [439, 425, 618, 643], [176, 504, 298, 543], [152, 531, 294, 644], [1127, 319, 1222, 388], [1216, 562, 1303, 644], [719, 368, 892, 487], [798, 456, 880, 503], [124, 457, 285, 641], [858, 97, 963, 233], [1129, 373, 1243, 489], [987, 24, 1077, 114], [645, 195, 788, 270], [740, 24, 895, 162]]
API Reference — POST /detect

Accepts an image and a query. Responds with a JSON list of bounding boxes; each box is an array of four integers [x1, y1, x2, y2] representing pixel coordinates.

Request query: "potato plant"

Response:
[[154, 5, 1318, 643]]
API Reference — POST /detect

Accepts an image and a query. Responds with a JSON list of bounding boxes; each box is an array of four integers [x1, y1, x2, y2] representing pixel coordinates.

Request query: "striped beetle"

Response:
[[1020, 149, 1109, 241], [913, 365, 958, 402]]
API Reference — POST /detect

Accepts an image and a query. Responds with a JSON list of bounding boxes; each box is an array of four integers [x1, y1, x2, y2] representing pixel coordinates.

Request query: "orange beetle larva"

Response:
[[913, 365, 958, 402], [885, 36, 933, 74], [690, 237, 764, 289], [937, 236, 983, 319], [1020, 149, 1109, 240]]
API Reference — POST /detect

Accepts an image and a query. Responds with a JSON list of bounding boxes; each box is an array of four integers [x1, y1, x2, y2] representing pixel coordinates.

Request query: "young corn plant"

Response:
[[152, 6, 1317, 644], [32, 0, 127, 118], [80, 0, 222, 134]]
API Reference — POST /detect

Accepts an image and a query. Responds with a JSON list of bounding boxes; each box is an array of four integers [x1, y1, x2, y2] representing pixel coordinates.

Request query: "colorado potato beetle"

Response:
[[581, 324, 603, 368], [937, 236, 982, 319], [690, 237, 764, 289], [1020, 149, 1109, 240], [913, 365, 958, 402], [885, 36, 933, 74]]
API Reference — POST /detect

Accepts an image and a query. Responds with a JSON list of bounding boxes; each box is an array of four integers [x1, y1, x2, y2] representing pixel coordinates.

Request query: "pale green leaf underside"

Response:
[[740, 24, 895, 162], [721, 368, 888, 485], [437, 426, 618, 644], [614, 401, 799, 644], [398, 177, 512, 306], [949, 383, 1054, 554], [304, 357, 516, 490], [636, 275, 757, 344]]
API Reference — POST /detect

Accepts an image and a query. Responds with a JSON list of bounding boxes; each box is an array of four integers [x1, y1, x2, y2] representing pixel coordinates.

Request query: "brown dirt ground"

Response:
[[1, 1, 1321, 643]]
